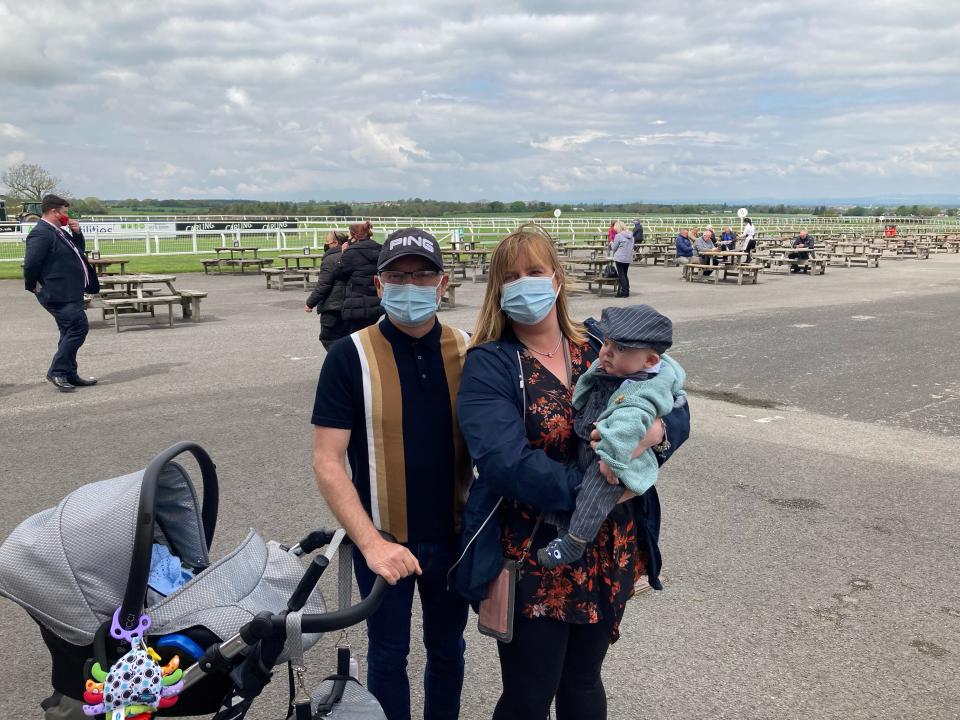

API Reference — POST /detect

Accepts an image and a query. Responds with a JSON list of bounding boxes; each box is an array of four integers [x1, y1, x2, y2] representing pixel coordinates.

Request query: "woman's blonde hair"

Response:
[[471, 224, 586, 347], [613, 220, 627, 233]]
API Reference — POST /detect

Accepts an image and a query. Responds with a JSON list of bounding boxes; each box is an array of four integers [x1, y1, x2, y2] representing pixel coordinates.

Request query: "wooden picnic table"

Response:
[[98, 273, 178, 299], [698, 250, 748, 265], [203, 246, 272, 274], [99, 273, 207, 332], [442, 249, 490, 282], [565, 256, 615, 271], [276, 253, 324, 269], [93, 273, 206, 331], [87, 256, 131, 275], [564, 256, 620, 295], [213, 246, 260, 259]]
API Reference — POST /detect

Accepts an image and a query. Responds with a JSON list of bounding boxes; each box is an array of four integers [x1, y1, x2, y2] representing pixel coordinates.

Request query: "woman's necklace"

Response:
[[525, 333, 565, 358]]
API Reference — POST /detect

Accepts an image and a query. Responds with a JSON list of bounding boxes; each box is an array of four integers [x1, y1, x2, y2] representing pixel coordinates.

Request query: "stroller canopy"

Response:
[[0, 459, 212, 645], [0, 443, 325, 649]]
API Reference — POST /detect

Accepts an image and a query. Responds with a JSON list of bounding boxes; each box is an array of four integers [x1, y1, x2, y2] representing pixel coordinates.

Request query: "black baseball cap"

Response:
[[377, 227, 444, 271]]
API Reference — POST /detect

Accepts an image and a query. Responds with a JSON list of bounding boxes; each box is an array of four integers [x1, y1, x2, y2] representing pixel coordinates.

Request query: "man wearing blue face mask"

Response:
[[311, 227, 473, 720]]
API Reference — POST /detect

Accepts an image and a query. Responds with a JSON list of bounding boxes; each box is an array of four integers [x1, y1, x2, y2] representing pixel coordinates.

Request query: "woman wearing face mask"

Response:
[[451, 224, 690, 720], [305, 230, 350, 349]]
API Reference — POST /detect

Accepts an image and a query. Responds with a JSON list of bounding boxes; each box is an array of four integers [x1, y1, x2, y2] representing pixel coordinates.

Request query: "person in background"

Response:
[[739, 219, 758, 262], [789, 229, 816, 273], [609, 220, 635, 298], [739, 218, 757, 258], [675, 228, 694, 265], [337, 221, 385, 332], [607, 221, 617, 244], [719, 226, 737, 251], [694, 229, 717, 276], [631, 219, 644, 245], [22, 194, 100, 392], [305, 230, 350, 349]]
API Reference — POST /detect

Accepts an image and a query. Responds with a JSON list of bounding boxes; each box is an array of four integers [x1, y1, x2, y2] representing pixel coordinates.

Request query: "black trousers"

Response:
[[614, 261, 630, 296], [39, 298, 88, 377], [493, 615, 612, 720], [319, 311, 350, 350], [788, 251, 810, 270]]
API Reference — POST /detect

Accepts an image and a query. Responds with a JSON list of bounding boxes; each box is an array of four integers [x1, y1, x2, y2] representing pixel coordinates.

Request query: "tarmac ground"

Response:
[[0, 253, 958, 719]]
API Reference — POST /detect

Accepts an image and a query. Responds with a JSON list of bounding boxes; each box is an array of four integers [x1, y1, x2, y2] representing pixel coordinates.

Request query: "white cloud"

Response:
[[225, 86, 251, 108], [0, 123, 29, 140], [0, 1, 958, 201], [530, 131, 607, 152]]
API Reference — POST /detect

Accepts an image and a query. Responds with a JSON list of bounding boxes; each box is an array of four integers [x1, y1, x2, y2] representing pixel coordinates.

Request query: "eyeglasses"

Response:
[[380, 270, 441, 285]]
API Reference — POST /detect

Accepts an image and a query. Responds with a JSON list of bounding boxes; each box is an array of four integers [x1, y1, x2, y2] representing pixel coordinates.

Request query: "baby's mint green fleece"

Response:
[[571, 354, 686, 495]]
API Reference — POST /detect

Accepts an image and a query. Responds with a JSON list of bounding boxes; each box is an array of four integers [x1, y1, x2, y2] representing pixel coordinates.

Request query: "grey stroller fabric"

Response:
[[0, 462, 323, 651], [311, 679, 387, 720], [149, 530, 325, 658]]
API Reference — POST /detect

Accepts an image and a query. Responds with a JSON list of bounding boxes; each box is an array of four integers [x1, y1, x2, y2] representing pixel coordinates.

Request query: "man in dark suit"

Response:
[[23, 195, 100, 392]]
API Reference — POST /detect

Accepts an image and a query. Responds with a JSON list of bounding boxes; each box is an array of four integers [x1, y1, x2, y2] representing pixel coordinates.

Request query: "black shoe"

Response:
[[46, 374, 76, 393], [67, 375, 98, 387]]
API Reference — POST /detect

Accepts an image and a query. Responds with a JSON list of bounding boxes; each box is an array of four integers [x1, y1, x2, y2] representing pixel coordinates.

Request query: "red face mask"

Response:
[[58, 211, 69, 227]]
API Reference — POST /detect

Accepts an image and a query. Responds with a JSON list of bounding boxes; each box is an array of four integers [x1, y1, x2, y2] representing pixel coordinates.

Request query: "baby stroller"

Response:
[[0, 442, 388, 720]]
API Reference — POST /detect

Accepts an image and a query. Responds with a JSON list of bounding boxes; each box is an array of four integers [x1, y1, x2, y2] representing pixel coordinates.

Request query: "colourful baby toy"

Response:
[[82, 610, 183, 720]]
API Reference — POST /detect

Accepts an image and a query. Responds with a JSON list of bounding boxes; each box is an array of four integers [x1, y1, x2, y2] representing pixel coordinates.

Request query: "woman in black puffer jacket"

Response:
[[337, 221, 385, 332], [304, 230, 350, 349]]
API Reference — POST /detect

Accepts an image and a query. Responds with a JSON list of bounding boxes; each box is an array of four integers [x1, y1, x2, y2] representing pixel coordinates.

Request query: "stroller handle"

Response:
[[180, 530, 391, 692], [119, 442, 219, 635]]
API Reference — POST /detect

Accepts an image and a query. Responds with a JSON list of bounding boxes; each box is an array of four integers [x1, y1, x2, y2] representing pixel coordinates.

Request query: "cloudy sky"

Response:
[[1, 0, 959, 202]]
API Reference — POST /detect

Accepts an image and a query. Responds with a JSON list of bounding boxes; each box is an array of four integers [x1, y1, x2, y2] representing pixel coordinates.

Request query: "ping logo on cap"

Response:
[[389, 235, 435, 253]]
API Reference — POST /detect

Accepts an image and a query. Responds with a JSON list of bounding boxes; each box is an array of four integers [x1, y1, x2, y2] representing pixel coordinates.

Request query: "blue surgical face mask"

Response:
[[500, 274, 559, 325], [381, 281, 440, 326]]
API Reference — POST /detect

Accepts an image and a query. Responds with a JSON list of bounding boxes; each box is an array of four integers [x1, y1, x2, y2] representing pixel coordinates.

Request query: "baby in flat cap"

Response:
[[538, 303, 687, 568]]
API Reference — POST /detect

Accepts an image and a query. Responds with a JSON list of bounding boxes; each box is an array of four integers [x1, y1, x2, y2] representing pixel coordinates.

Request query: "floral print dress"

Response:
[[500, 339, 648, 642]]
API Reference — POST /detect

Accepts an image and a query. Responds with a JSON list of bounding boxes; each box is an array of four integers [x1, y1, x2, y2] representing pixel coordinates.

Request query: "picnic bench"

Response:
[[723, 263, 763, 285], [95, 274, 206, 328], [177, 289, 208, 319], [262, 267, 307, 290], [823, 252, 879, 268], [440, 282, 462, 310], [87, 256, 131, 276], [203, 247, 274, 274], [100, 295, 179, 332], [682, 263, 720, 284], [761, 255, 828, 274]]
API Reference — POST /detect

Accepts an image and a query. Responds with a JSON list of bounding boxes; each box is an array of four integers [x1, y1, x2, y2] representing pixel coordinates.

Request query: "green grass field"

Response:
[[0, 251, 300, 280]]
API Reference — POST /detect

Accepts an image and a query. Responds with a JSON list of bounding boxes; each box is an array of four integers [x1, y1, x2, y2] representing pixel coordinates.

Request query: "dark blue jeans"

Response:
[[38, 298, 88, 378], [354, 541, 469, 720]]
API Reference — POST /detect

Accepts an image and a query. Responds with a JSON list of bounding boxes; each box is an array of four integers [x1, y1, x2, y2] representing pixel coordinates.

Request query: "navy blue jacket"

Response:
[[675, 233, 694, 257], [23, 221, 99, 301], [451, 321, 691, 602]]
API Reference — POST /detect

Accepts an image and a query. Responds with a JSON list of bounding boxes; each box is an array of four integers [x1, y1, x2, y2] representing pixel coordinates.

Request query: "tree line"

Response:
[[2, 162, 956, 218]]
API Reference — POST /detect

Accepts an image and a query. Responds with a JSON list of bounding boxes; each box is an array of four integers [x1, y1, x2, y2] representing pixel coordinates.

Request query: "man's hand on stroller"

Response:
[[363, 538, 422, 585]]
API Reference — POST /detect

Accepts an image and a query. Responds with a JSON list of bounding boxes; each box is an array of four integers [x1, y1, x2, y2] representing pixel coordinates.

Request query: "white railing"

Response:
[[2, 215, 958, 263]]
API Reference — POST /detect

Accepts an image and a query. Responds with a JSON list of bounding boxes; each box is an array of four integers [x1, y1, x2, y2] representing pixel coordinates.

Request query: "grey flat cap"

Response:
[[597, 304, 673, 353]]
